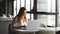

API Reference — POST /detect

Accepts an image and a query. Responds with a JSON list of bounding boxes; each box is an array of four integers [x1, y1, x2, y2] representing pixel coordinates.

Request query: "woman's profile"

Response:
[[11, 7, 28, 28]]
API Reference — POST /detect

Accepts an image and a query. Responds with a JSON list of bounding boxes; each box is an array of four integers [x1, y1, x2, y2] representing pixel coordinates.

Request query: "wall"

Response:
[[0, 20, 11, 34]]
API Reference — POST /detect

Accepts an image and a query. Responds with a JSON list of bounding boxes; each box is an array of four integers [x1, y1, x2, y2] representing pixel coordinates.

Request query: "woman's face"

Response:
[[23, 10, 27, 17]]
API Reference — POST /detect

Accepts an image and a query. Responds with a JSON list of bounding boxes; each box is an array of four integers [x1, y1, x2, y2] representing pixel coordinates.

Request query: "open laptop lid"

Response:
[[26, 20, 40, 30]]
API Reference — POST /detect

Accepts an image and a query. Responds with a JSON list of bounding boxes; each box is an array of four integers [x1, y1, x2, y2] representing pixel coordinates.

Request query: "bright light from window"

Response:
[[47, 15, 55, 26], [26, 0, 30, 11], [14, 0, 17, 17], [37, 0, 56, 26], [14, 0, 34, 20]]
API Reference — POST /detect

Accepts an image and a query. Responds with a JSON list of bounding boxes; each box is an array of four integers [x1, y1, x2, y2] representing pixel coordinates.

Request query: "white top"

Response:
[[13, 20, 27, 27], [21, 20, 27, 26]]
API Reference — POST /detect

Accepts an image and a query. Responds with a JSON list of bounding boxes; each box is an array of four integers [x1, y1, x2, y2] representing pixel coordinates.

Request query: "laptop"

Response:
[[26, 20, 40, 30]]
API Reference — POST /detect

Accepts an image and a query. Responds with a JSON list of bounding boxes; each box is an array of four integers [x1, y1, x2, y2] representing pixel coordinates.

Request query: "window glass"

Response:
[[31, 0, 34, 9], [57, 0, 60, 26], [13, 0, 34, 20], [37, 0, 48, 12], [37, 15, 48, 26], [37, 0, 56, 27], [26, 0, 30, 11], [17, 0, 20, 14], [37, 15, 55, 26], [37, 0, 56, 13], [14, 0, 17, 17], [21, 0, 25, 7], [47, 15, 55, 26]]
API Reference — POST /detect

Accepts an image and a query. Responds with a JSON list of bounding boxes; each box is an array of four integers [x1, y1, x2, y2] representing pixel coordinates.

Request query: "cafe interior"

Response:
[[0, 0, 60, 34]]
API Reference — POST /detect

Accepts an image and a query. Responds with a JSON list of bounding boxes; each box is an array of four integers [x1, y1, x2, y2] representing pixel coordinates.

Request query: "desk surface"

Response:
[[39, 27, 56, 31], [11, 27, 60, 32], [12, 27, 55, 32], [13, 29, 39, 32], [39, 27, 60, 31]]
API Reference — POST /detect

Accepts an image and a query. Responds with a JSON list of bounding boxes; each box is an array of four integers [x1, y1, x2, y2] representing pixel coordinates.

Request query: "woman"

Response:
[[11, 7, 28, 28]]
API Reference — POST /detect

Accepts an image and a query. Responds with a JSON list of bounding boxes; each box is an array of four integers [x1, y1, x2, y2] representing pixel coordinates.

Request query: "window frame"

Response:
[[33, 0, 58, 27]]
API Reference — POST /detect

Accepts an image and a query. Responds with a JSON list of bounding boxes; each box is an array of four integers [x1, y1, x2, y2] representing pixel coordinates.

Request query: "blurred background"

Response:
[[0, 0, 60, 34]]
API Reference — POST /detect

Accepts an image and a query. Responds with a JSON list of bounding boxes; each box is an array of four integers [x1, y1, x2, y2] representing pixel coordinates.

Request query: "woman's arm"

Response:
[[24, 14, 28, 23], [26, 18, 28, 23]]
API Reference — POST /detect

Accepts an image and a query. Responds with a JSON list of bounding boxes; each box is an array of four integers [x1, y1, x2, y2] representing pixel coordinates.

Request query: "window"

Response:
[[13, 0, 58, 27], [57, 0, 60, 26], [13, 0, 34, 20], [37, 0, 57, 27]]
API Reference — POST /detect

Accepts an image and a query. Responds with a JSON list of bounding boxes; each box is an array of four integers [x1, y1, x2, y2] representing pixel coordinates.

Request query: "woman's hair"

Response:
[[17, 7, 26, 18], [12, 7, 26, 23]]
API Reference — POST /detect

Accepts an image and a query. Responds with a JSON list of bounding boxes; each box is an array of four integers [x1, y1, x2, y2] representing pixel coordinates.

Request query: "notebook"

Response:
[[26, 20, 40, 30]]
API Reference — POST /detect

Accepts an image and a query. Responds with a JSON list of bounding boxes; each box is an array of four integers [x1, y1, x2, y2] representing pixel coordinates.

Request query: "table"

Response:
[[10, 27, 60, 34], [12, 29, 39, 34]]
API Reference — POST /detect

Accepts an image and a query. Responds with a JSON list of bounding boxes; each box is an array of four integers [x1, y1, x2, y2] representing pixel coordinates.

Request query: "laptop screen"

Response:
[[26, 20, 40, 30]]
